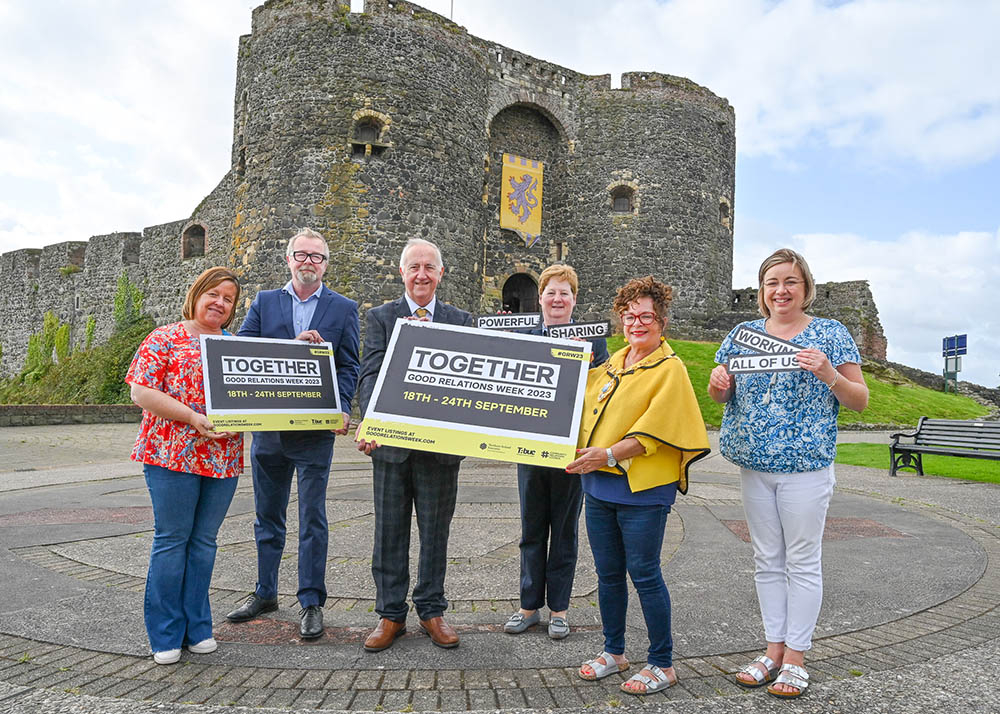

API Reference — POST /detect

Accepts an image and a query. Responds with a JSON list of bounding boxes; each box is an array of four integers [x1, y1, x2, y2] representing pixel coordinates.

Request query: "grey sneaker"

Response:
[[503, 610, 540, 634], [548, 616, 570, 639]]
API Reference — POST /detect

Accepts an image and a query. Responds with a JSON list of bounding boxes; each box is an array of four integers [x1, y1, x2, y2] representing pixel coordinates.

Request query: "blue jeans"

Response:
[[585, 494, 673, 668], [144, 464, 238, 653]]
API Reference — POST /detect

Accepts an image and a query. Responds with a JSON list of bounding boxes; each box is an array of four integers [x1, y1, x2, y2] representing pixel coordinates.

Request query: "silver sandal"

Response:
[[579, 651, 629, 680], [734, 654, 778, 688], [620, 664, 677, 695], [767, 663, 809, 698]]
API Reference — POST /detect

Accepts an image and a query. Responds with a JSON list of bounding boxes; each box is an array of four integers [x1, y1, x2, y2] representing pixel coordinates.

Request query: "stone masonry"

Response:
[[0, 0, 885, 377]]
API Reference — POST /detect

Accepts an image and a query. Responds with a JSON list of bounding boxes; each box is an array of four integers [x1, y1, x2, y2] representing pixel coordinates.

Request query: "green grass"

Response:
[[604, 335, 991, 429], [837, 373, 987, 427], [836, 442, 1000, 483]]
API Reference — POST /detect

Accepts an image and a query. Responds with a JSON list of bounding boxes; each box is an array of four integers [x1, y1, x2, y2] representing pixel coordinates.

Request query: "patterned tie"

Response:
[[414, 307, 429, 318]]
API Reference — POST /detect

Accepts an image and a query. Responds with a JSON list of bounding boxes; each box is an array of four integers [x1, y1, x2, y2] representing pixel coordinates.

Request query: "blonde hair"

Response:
[[538, 264, 579, 296], [756, 248, 816, 317], [182, 267, 241, 329]]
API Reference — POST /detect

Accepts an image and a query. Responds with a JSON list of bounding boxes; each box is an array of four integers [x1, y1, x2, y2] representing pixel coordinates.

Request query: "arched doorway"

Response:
[[502, 273, 538, 313]]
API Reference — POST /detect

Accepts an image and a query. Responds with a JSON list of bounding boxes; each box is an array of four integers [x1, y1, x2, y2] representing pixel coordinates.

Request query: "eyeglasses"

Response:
[[292, 251, 328, 264], [621, 312, 659, 325]]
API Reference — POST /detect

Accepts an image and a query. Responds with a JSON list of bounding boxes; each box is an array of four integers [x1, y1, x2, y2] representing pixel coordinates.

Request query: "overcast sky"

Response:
[[1, 0, 998, 387]]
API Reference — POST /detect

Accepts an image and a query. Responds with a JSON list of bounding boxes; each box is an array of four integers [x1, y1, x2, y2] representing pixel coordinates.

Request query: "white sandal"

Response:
[[620, 664, 677, 695], [579, 651, 629, 680]]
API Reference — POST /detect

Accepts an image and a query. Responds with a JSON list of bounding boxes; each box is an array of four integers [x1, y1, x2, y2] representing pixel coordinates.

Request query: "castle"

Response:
[[0, 0, 886, 378]]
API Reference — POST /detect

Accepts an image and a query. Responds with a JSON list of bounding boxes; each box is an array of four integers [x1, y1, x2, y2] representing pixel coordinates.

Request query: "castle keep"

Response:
[[0, 0, 885, 377]]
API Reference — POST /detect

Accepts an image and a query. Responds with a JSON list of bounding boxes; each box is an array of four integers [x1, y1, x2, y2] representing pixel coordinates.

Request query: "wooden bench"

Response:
[[889, 417, 1000, 476]]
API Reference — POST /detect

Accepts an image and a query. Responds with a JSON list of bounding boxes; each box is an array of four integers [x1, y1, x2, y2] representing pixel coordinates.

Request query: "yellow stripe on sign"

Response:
[[358, 418, 576, 468], [309, 348, 333, 356], [208, 412, 344, 432], [551, 348, 588, 361]]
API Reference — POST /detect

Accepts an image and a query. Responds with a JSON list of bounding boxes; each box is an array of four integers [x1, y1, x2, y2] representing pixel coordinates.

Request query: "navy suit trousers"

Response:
[[516, 464, 584, 612], [251, 430, 335, 608], [371, 451, 459, 622]]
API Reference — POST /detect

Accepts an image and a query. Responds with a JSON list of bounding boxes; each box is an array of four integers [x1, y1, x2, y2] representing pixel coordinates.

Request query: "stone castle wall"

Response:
[[0, 0, 884, 378]]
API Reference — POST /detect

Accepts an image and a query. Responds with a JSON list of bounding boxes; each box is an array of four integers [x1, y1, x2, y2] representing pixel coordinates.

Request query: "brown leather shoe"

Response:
[[419, 616, 459, 649], [363, 618, 406, 652]]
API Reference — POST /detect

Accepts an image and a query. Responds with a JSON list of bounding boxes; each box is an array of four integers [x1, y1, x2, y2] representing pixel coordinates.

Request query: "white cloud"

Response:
[[0, 1, 255, 253], [439, 0, 1000, 167], [733, 227, 1000, 388]]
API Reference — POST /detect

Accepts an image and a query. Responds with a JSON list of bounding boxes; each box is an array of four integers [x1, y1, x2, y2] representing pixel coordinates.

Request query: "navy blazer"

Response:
[[238, 285, 361, 408], [358, 296, 474, 464]]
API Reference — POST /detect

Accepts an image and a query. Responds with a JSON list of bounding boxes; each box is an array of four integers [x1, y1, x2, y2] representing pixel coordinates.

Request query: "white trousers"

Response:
[[740, 464, 835, 652]]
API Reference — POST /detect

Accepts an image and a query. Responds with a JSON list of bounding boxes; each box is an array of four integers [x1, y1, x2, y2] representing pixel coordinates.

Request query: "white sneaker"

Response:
[[153, 649, 181, 665], [187, 638, 218, 654]]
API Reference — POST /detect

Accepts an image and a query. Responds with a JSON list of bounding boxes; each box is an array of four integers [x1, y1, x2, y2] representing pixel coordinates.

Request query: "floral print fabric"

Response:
[[126, 322, 242, 479], [715, 317, 860, 473]]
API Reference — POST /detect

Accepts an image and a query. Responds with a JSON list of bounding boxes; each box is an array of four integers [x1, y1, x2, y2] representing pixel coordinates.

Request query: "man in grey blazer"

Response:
[[356, 238, 473, 652]]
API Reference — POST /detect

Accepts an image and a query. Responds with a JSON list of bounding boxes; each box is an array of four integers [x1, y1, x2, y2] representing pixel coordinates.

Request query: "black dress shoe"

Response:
[[226, 593, 278, 622], [300, 605, 324, 639]]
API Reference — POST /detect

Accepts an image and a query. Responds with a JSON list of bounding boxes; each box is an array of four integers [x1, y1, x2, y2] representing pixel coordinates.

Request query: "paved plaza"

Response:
[[0, 423, 998, 713]]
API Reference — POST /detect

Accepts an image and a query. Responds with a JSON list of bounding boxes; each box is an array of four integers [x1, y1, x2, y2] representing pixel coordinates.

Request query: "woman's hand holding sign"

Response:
[[795, 348, 834, 382]]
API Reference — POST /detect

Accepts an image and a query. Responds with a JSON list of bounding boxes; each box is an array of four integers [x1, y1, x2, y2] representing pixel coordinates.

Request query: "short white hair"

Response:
[[399, 238, 443, 270], [286, 228, 329, 258]]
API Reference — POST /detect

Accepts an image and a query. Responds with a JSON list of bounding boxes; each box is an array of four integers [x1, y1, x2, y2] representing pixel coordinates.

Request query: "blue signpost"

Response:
[[941, 334, 967, 393]]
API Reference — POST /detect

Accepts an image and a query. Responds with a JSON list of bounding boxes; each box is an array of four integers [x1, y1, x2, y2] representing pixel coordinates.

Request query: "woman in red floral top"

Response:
[[126, 266, 242, 665]]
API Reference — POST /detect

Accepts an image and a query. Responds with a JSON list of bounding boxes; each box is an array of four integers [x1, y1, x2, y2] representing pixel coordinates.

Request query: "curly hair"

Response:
[[612, 276, 673, 325]]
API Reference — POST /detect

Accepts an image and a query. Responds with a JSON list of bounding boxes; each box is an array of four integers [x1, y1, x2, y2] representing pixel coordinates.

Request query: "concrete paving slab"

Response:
[[0, 422, 998, 713]]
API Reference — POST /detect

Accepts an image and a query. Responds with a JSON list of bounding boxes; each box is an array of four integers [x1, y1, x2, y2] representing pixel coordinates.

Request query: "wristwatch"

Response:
[[606, 448, 617, 468]]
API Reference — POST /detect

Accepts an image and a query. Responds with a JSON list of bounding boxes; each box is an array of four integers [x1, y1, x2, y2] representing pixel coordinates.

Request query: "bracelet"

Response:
[[826, 372, 840, 390]]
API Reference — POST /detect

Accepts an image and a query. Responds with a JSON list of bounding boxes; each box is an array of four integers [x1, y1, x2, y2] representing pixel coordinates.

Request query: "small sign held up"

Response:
[[728, 352, 802, 374], [476, 313, 541, 331], [727, 326, 802, 375], [732, 326, 801, 355], [547, 321, 611, 340]]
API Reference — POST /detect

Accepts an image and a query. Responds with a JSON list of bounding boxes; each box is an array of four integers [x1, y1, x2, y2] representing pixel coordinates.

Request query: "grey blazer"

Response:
[[357, 296, 474, 464]]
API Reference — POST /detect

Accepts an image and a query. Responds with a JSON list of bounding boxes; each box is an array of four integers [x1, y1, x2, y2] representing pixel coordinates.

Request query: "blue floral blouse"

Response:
[[714, 317, 860, 473]]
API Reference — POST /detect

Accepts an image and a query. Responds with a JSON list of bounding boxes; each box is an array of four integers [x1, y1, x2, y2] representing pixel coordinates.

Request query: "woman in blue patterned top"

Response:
[[709, 248, 868, 699]]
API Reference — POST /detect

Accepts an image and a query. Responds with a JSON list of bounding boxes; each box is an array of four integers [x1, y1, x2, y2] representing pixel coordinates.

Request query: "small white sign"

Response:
[[547, 321, 611, 340], [728, 352, 802, 374], [476, 313, 541, 331], [732, 326, 801, 355]]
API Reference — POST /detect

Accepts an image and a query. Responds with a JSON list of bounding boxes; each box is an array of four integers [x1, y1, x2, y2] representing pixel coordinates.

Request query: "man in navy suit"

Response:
[[226, 228, 360, 639], [356, 238, 473, 652]]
